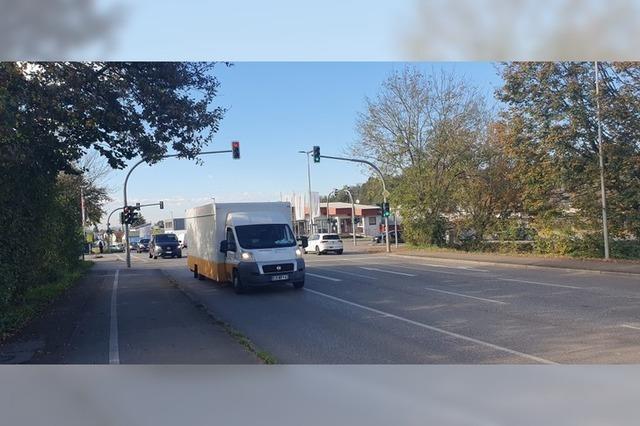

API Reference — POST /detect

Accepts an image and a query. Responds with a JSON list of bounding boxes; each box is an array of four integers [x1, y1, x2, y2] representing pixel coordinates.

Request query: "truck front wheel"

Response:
[[232, 270, 245, 294], [293, 280, 305, 289]]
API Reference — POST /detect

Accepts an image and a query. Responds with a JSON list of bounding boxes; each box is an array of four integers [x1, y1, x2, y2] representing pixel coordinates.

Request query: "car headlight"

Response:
[[295, 248, 303, 257], [241, 251, 254, 261]]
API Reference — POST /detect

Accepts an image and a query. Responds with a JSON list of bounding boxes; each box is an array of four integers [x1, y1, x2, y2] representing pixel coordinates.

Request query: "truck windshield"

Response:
[[235, 224, 296, 249]]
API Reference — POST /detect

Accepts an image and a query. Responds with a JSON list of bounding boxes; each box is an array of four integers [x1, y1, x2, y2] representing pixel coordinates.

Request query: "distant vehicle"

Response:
[[306, 233, 343, 255], [176, 232, 187, 249], [296, 235, 308, 249], [149, 233, 182, 259], [109, 243, 124, 253], [137, 238, 151, 252], [185, 202, 305, 294], [129, 242, 139, 251], [372, 230, 403, 244]]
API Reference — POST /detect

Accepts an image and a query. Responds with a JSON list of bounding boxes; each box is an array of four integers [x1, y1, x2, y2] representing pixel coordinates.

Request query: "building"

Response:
[[315, 202, 384, 236], [163, 217, 186, 232]]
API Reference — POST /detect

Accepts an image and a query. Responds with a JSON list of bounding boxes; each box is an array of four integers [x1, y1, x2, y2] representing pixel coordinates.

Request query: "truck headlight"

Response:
[[295, 248, 303, 257], [241, 251, 254, 261]]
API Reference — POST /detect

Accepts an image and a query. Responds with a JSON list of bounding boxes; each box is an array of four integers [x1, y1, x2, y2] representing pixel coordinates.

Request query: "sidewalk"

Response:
[[387, 247, 640, 275]]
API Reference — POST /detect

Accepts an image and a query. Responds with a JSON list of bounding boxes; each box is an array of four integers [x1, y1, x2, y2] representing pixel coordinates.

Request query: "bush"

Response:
[[403, 214, 449, 246]]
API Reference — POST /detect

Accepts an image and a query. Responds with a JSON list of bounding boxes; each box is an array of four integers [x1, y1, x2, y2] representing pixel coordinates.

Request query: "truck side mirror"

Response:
[[220, 240, 228, 253]]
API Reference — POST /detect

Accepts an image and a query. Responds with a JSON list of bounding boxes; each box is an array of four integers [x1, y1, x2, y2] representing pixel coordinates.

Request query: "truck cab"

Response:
[[219, 211, 305, 293]]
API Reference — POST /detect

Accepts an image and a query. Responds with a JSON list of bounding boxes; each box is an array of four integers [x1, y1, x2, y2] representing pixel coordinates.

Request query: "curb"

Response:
[[160, 269, 272, 364], [386, 253, 640, 278]]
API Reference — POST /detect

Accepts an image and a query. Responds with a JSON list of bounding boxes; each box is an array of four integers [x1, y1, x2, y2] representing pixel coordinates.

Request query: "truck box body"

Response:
[[185, 202, 304, 287]]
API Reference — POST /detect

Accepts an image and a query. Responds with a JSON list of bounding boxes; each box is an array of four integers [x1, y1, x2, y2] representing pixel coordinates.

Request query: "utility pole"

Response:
[[394, 208, 399, 249], [595, 61, 610, 260], [298, 150, 314, 234]]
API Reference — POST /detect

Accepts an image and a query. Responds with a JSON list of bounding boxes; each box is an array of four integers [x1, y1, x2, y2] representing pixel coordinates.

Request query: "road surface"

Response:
[[3, 248, 640, 364]]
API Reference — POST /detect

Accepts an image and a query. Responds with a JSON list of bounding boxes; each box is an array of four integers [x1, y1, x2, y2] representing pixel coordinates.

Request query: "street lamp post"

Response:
[[298, 150, 314, 234], [338, 188, 357, 246], [326, 190, 333, 233], [123, 149, 231, 268]]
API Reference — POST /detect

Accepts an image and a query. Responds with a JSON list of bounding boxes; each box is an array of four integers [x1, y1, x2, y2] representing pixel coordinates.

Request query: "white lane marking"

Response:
[[304, 256, 378, 263], [497, 278, 580, 290], [360, 267, 416, 277], [325, 269, 378, 280], [305, 288, 555, 364], [621, 324, 640, 331], [116, 253, 152, 263], [422, 263, 489, 273], [109, 269, 120, 365], [306, 272, 343, 282], [422, 287, 507, 305], [389, 264, 472, 276]]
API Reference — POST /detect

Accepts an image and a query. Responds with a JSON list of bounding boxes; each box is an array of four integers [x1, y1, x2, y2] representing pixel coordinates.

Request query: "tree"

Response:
[[454, 121, 522, 243], [498, 62, 640, 240], [0, 61, 227, 312], [352, 67, 490, 245], [131, 214, 147, 228]]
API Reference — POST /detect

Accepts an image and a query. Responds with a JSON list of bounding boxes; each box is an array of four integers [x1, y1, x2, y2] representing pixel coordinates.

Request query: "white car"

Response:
[[305, 233, 343, 255]]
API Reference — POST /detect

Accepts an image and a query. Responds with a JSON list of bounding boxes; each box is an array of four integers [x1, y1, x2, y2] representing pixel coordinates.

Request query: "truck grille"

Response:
[[262, 263, 294, 273]]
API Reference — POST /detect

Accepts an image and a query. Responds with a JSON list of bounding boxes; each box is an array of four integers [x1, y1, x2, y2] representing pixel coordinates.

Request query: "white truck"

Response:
[[185, 202, 305, 294]]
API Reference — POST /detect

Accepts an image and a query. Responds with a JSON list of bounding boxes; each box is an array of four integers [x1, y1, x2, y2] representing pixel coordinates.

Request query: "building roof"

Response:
[[323, 202, 380, 210]]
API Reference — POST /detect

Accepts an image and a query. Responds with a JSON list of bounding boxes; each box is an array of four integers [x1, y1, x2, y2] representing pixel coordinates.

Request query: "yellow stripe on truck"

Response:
[[187, 255, 229, 282]]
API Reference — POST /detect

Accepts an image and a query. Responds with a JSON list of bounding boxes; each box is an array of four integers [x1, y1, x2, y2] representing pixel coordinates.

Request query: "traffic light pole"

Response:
[[123, 149, 232, 268], [320, 155, 390, 253], [106, 201, 164, 232]]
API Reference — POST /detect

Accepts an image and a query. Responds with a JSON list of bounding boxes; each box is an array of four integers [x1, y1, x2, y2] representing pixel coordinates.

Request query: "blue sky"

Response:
[[101, 62, 503, 228], [96, 0, 413, 60]]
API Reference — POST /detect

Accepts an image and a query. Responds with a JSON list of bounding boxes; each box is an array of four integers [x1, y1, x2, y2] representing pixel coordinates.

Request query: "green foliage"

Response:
[[0, 261, 93, 340], [352, 63, 640, 259], [0, 61, 226, 313]]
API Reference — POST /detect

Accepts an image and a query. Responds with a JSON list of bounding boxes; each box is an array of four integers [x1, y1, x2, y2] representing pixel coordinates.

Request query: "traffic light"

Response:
[[382, 202, 391, 218], [159, 201, 164, 209], [312, 146, 320, 163], [231, 141, 240, 159], [120, 212, 125, 224], [123, 206, 131, 224]]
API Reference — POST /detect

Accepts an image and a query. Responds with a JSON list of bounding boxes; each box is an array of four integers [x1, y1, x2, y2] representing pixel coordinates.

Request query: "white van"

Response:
[[185, 202, 305, 293]]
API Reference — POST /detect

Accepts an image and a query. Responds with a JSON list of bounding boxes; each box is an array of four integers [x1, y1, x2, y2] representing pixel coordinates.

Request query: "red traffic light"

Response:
[[231, 141, 240, 159]]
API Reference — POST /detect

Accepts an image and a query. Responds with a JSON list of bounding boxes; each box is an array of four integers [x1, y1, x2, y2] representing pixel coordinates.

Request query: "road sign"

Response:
[[382, 189, 390, 198]]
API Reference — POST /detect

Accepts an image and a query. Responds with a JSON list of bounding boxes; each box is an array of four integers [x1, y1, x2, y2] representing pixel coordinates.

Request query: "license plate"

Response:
[[271, 274, 289, 281]]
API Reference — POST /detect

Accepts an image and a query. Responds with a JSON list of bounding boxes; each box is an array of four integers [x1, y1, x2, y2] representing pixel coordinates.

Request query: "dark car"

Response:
[[372, 230, 403, 244], [149, 233, 182, 259], [136, 238, 150, 252]]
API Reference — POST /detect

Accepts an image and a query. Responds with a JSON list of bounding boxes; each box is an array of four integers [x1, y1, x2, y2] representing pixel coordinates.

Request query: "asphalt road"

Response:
[[143, 247, 640, 364], [4, 247, 640, 364]]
